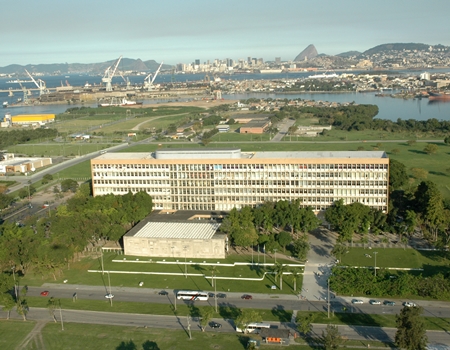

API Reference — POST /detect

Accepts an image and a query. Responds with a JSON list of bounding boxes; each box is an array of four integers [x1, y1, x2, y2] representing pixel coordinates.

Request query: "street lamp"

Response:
[[183, 245, 189, 279], [273, 249, 277, 265], [374, 251, 378, 277]]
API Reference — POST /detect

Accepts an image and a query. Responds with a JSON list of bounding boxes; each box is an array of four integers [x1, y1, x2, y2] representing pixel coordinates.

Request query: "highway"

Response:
[[5, 304, 450, 345], [27, 284, 450, 320]]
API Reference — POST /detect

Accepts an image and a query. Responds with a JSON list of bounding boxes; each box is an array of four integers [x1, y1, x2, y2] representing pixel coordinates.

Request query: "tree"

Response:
[[235, 309, 262, 333], [199, 307, 214, 332], [277, 231, 291, 252], [61, 179, 79, 192], [47, 297, 57, 322], [423, 143, 438, 155], [273, 263, 288, 291], [391, 148, 400, 155], [320, 324, 345, 350], [407, 140, 416, 146], [331, 243, 347, 262], [395, 306, 427, 350], [296, 312, 315, 335], [291, 236, 310, 261], [42, 174, 53, 184], [410, 167, 428, 180], [444, 135, 450, 145], [389, 159, 408, 191], [290, 268, 302, 292]]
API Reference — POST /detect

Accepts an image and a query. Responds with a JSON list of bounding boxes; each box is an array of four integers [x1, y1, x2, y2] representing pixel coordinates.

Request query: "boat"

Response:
[[98, 98, 143, 107], [258, 69, 283, 74], [2, 101, 8, 108], [428, 91, 450, 101]]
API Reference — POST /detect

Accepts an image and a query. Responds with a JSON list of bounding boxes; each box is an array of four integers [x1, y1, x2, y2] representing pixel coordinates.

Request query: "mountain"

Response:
[[363, 43, 430, 56], [294, 44, 318, 61], [0, 59, 172, 75], [336, 51, 361, 58]]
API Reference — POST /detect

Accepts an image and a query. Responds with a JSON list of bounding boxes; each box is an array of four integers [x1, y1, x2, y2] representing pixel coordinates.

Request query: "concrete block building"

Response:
[[91, 148, 389, 213]]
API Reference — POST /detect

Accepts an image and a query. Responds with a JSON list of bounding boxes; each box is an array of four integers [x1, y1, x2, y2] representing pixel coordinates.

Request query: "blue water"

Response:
[[1, 70, 449, 122]]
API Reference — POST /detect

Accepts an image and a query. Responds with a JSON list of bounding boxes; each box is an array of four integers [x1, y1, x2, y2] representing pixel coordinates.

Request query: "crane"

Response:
[[17, 80, 29, 104], [25, 69, 48, 95], [120, 74, 131, 90], [102, 55, 122, 92], [144, 61, 163, 91]]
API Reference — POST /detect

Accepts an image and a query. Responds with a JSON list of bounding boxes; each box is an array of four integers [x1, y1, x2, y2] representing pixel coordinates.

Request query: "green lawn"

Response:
[[0, 320, 36, 349], [20, 253, 303, 295], [8, 143, 110, 157], [33, 322, 291, 350], [340, 248, 450, 271]]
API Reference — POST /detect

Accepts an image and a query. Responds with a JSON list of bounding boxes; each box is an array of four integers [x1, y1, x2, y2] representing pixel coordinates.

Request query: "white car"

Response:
[[105, 293, 114, 299], [352, 299, 364, 304], [369, 300, 381, 305], [403, 302, 417, 307]]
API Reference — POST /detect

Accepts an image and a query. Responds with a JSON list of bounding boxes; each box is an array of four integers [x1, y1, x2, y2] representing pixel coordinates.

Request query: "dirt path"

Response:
[[16, 320, 48, 350], [130, 113, 189, 131]]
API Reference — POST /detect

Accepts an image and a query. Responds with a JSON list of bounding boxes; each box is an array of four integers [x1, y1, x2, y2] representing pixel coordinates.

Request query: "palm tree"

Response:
[[290, 268, 302, 292], [273, 263, 288, 291], [209, 265, 219, 287]]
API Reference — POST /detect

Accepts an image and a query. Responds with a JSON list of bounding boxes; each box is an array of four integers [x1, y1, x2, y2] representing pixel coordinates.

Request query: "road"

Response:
[[27, 283, 450, 320], [5, 306, 450, 346]]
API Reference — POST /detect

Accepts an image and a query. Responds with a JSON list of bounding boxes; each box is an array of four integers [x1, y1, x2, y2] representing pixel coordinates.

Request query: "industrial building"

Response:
[[0, 154, 52, 174], [91, 148, 389, 213], [1, 113, 55, 127], [123, 210, 226, 259]]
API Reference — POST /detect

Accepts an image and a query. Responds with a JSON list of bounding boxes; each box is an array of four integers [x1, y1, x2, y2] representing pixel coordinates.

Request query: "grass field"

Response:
[[0, 320, 36, 349], [339, 247, 450, 270], [32, 323, 292, 350], [8, 143, 111, 157], [21, 253, 303, 295]]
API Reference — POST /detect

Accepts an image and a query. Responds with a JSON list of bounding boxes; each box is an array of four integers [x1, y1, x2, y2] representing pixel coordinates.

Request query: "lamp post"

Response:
[[273, 249, 278, 265], [58, 299, 64, 331], [107, 271, 112, 307], [327, 278, 331, 318], [374, 251, 378, 277], [11, 266, 17, 300], [183, 245, 188, 279]]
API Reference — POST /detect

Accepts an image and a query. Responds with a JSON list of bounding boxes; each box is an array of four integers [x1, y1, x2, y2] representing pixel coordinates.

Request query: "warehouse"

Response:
[[10, 114, 55, 126], [123, 210, 226, 259], [0, 155, 52, 174], [91, 148, 389, 213]]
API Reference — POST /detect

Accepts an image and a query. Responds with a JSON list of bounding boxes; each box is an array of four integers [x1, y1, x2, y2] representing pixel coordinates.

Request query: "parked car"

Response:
[[369, 300, 381, 305], [216, 293, 227, 298], [208, 292, 215, 298], [40, 291, 49, 296], [403, 302, 417, 307], [383, 300, 396, 306], [105, 293, 114, 299], [351, 299, 363, 304], [241, 294, 253, 300], [209, 322, 222, 329], [158, 290, 168, 296]]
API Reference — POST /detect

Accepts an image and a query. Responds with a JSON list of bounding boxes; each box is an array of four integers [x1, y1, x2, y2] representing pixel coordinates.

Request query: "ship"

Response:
[[258, 69, 283, 74], [428, 91, 450, 102], [2, 101, 8, 108], [98, 98, 143, 107]]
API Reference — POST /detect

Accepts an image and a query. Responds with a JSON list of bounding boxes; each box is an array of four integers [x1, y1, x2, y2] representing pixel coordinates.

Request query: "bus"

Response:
[[235, 322, 271, 333], [176, 290, 209, 301]]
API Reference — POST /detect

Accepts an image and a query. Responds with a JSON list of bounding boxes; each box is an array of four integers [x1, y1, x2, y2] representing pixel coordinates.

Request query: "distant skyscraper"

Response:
[[195, 59, 200, 65]]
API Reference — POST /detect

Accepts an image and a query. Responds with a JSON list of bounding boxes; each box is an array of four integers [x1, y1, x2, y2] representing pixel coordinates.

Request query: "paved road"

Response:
[[5, 307, 450, 346], [271, 119, 295, 142]]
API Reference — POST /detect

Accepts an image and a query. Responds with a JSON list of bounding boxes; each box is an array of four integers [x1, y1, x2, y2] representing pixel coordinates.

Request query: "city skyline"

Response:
[[2, 0, 450, 67]]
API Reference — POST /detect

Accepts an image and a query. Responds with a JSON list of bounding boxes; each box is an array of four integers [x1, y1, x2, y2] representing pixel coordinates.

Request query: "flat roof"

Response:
[[94, 149, 387, 161], [131, 221, 221, 240]]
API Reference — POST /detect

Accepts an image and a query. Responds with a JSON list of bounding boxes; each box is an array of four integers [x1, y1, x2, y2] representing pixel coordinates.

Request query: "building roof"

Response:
[[131, 221, 221, 240], [94, 149, 387, 161]]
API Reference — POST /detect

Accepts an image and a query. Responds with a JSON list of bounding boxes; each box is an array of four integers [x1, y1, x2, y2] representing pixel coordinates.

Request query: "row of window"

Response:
[[93, 163, 389, 171]]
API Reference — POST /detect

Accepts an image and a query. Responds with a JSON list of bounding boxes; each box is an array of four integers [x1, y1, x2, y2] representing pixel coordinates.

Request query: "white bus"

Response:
[[235, 322, 271, 333], [176, 290, 209, 301]]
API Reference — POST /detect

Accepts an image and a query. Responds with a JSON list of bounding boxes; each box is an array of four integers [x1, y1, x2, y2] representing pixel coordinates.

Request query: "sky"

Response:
[[1, 0, 450, 67]]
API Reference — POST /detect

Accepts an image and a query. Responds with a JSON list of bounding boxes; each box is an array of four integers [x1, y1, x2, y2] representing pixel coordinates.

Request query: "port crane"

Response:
[[25, 69, 48, 95], [102, 55, 122, 92], [144, 61, 163, 91], [16, 80, 29, 104], [120, 74, 131, 90]]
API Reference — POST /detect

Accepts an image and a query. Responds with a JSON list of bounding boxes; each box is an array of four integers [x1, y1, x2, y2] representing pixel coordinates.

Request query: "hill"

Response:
[[363, 43, 430, 55], [294, 44, 318, 61], [337, 51, 361, 58], [0, 59, 172, 75]]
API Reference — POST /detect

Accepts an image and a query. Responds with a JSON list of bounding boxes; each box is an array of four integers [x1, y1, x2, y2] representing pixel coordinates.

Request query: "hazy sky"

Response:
[[1, 0, 449, 67]]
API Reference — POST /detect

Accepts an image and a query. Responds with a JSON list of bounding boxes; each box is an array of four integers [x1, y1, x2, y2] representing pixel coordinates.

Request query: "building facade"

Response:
[[91, 149, 389, 212]]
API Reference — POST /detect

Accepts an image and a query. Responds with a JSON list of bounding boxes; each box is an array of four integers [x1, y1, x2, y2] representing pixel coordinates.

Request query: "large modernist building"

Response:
[[91, 148, 389, 213]]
